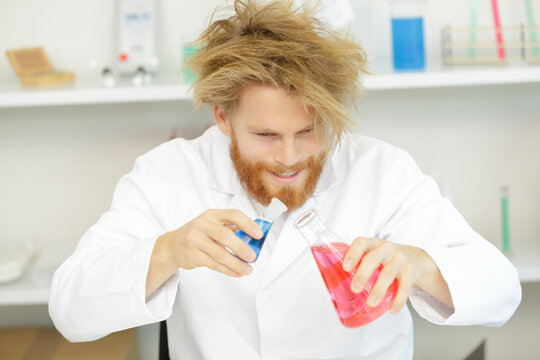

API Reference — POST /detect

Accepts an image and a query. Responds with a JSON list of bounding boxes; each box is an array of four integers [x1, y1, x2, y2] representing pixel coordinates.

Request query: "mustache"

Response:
[[252, 159, 311, 174]]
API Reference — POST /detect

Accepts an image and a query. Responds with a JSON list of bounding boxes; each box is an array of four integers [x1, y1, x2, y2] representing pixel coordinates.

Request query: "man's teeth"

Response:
[[276, 171, 297, 178]]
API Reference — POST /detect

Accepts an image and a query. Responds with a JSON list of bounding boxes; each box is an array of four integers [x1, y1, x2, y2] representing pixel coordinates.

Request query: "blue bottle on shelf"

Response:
[[391, 17, 425, 71], [390, 0, 426, 71], [235, 198, 287, 263]]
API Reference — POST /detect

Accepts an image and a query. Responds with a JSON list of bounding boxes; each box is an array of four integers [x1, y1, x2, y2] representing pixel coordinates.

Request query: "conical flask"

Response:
[[235, 198, 288, 263], [294, 209, 398, 328]]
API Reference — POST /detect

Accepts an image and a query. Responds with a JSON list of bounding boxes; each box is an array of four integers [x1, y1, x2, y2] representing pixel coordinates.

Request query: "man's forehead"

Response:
[[237, 84, 306, 110]]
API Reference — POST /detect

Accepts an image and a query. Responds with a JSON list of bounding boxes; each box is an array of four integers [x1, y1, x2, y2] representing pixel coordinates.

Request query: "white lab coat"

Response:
[[49, 126, 521, 360]]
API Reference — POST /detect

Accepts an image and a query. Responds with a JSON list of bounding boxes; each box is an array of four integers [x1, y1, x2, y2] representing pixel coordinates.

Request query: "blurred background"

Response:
[[0, 0, 539, 359]]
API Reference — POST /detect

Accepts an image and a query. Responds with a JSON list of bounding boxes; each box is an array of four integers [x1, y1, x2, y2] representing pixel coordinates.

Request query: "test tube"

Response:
[[500, 186, 511, 254]]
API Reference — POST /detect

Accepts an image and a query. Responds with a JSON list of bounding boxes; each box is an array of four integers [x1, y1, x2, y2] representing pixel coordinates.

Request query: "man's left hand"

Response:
[[342, 237, 454, 314]]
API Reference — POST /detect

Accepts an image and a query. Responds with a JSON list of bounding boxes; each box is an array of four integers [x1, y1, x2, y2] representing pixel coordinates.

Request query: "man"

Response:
[[49, 1, 521, 359]]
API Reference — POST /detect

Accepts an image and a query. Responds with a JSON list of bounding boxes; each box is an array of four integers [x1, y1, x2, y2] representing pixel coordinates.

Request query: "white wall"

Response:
[[358, 84, 540, 248], [0, 101, 213, 260], [1, 1, 539, 359], [1, 0, 537, 80], [0, 0, 224, 83]]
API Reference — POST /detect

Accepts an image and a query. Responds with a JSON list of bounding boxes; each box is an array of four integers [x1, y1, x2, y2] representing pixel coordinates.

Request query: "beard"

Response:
[[229, 134, 326, 211]]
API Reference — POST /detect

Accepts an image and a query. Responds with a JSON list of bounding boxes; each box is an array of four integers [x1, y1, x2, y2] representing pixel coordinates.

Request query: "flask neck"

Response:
[[293, 210, 328, 246]]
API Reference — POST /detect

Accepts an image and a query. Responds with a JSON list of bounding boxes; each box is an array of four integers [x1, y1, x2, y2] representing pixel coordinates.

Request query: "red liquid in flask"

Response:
[[311, 242, 398, 328]]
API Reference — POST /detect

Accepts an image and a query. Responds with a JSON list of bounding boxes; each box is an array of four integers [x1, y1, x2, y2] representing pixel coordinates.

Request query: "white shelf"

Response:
[[0, 277, 50, 306], [1, 66, 540, 108], [364, 65, 540, 90], [1, 247, 539, 306], [0, 75, 191, 108], [508, 247, 540, 283], [0, 249, 65, 306]]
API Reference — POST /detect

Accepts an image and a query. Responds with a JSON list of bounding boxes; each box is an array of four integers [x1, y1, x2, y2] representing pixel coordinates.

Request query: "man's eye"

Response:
[[258, 132, 271, 137], [299, 128, 313, 136]]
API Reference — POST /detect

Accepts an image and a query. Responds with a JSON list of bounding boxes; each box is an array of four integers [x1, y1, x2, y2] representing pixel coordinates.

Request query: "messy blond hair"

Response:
[[187, 0, 368, 150]]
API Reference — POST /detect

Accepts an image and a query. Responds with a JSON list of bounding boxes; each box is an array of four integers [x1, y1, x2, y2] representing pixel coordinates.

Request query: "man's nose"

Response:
[[275, 138, 301, 167]]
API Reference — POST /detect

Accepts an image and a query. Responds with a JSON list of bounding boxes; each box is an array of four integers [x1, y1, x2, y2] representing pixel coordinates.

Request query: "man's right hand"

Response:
[[145, 209, 262, 298]]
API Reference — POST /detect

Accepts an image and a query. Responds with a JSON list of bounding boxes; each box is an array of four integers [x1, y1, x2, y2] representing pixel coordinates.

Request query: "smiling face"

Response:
[[214, 84, 327, 211]]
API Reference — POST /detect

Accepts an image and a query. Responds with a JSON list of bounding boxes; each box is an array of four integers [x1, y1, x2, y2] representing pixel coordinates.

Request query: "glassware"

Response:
[[389, 0, 426, 71], [294, 210, 398, 328], [235, 198, 287, 263], [181, 33, 200, 84], [500, 186, 511, 255]]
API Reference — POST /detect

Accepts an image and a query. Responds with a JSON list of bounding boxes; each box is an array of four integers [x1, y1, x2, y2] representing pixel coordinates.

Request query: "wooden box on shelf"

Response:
[[6, 47, 74, 87]]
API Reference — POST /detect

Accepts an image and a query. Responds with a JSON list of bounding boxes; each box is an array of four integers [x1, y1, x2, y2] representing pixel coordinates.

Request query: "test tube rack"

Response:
[[441, 24, 540, 65]]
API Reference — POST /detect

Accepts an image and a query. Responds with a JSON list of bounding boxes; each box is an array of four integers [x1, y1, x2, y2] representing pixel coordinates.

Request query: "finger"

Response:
[[224, 224, 239, 232], [390, 266, 412, 314], [366, 261, 399, 307], [207, 209, 262, 261], [213, 209, 264, 240], [200, 237, 253, 276], [193, 249, 245, 278], [205, 221, 257, 262], [350, 245, 388, 293], [343, 237, 375, 272]]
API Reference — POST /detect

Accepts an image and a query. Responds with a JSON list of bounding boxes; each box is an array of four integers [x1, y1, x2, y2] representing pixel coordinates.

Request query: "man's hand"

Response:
[[342, 237, 454, 314], [146, 209, 262, 297]]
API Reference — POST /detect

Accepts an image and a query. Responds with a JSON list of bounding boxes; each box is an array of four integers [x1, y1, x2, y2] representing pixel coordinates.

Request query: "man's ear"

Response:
[[213, 105, 231, 137]]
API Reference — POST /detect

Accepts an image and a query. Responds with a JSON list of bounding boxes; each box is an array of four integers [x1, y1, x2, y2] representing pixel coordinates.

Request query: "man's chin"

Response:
[[261, 180, 311, 210]]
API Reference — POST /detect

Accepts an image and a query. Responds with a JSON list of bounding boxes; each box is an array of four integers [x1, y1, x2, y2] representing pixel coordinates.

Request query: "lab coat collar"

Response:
[[207, 125, 339, 197], [207, 126, 242, 195]]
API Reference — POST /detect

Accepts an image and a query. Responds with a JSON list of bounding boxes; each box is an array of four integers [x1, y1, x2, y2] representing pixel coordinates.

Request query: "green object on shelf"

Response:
[[469, 0, 479, 59], [525, 0, 539, 58], [501, 186, 511, 253], [182, 44, 199, 84]]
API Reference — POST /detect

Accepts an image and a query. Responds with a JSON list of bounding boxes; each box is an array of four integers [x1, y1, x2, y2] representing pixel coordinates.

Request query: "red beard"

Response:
[[230, 135, 326, 211]]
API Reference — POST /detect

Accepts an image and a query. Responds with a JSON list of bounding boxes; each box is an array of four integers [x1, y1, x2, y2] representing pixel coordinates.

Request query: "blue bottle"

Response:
[[235, 198, 287, 263], [391, 16, 425, 71]]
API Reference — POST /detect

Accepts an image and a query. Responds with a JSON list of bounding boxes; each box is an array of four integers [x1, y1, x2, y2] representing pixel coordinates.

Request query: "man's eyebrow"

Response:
[[247, 126, 274, 133], [247, 126, 313, 134]]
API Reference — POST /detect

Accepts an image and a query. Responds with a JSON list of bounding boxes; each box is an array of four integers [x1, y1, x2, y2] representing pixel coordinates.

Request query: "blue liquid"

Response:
[[391, 17, 425, 71], [235, 219, 272, 263]]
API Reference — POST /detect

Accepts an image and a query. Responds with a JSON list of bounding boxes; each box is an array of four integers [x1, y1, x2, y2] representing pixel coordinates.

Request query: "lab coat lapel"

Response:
[[259, 157, 338, 289], [206, 127, 259, 217], [259, 198, 316, 289], [228, 192, 258, 219], [207, 127, 239, 196]]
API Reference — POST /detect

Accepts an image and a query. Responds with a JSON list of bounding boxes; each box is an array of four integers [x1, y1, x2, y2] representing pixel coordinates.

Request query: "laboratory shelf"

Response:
[[0, 248, 65, 306], [0, 271, 51, 306], [508, 246, 540, 283], [0, 75, 192, 108], [0, 281, 50, 306], [1, 66, 540, 108], [364, 64, 540, 90]]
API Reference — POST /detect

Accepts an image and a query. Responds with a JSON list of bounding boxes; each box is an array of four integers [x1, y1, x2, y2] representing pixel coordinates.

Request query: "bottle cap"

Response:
[[263, 198, 288, 222]]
